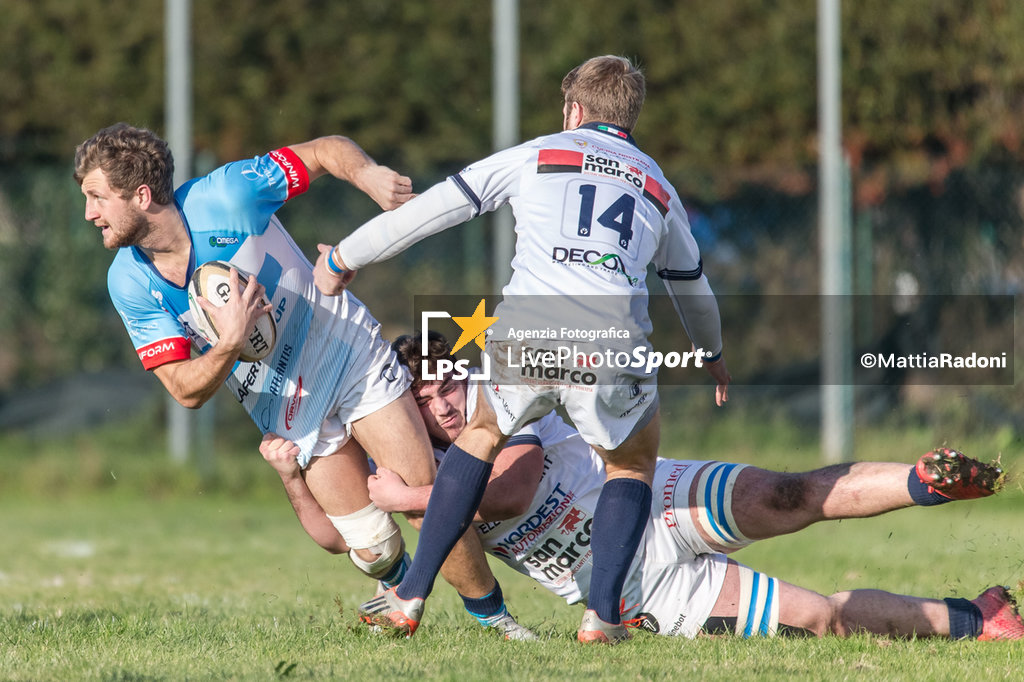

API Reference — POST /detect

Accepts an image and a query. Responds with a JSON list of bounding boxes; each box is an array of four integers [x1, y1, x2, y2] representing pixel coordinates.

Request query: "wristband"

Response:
[[326, 247, 347, 275]]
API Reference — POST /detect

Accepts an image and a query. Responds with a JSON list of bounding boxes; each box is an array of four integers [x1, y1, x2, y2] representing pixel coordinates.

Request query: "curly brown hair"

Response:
[[73, 123, 175, 205]]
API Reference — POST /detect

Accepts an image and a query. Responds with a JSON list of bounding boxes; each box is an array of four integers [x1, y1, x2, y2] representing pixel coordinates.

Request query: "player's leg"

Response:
[[706, 560, 1022, 640], [729, 461, 916, 541], [356, 388, 508, 635], [715, 448, 1002, 545], [579, 404, 659, 643], [303, 439, 405, 582]]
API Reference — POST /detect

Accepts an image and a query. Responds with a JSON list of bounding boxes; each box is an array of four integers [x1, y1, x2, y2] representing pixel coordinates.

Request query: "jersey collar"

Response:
[[578, 121, 636, 146]]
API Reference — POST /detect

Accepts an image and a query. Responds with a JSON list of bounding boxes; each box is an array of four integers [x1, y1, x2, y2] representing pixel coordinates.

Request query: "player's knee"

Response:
[[463, 411, 507, 451], [823, 592, 853, 636], [326, 504, 404, 579], [348, 533, 405, 579]]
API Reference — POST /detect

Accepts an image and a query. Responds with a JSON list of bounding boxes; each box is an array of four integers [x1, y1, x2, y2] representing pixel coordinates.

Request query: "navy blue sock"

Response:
[[944, 597, 983, 639], [908, 468, 952, 506], [461, 581, 504, 621], [395, 445, 492, 602], [588, 477, 652, 624]]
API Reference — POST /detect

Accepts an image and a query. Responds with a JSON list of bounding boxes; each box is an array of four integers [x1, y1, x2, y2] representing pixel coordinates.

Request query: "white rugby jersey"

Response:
[[336, 123, 721, 355], [432, 381, 640, 604], [107, 149, 390, 459], [428, 381, 728, 632]]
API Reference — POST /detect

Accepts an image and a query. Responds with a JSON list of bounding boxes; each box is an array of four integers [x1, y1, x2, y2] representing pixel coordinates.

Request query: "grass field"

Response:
[[1, 406, 1023, 680]]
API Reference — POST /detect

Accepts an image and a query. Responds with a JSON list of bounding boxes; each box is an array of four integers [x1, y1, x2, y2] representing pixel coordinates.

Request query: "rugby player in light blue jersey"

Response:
[[73, 124, 531, 637]]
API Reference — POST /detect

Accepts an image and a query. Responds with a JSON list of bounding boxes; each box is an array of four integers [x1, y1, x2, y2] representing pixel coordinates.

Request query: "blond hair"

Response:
[[561, 55, 646, 132]]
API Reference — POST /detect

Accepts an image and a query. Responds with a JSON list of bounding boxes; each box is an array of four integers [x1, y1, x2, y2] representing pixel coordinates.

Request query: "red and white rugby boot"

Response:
[[359, 586, 424, 638], [577, 609, 631, 644], [971, 586, 1024, 641], [915, 448, 1003, 500]]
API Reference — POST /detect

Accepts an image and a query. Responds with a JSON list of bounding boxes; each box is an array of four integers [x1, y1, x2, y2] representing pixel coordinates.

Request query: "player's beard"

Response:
[[104, 207, 150, 250]]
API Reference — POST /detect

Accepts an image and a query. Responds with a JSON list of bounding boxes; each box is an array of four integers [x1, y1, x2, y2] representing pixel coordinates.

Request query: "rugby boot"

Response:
[[577, 609, 631, 644], [971, 586, 1024, 641], [359, 586, 424, 637], [915, 448, 1003, 500], [478, 608, 539, 641]]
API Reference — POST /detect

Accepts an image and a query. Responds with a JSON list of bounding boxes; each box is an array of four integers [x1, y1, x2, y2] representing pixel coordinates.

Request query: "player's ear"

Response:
[[566, 101, 587, 130], [134, 184, 153, 210]]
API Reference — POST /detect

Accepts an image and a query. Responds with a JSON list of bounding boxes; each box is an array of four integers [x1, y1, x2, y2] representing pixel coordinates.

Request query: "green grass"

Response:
[[1, 405, 1023, 680]]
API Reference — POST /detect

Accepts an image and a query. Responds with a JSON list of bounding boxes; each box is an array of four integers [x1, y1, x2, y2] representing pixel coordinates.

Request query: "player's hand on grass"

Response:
[[367, 467, 411, 513], [356, 164, 414, 211], [260, 432, 302, 479], [704, 355, 731, 406], [313, 243, 357, 296], [196, 267, 272, 355]]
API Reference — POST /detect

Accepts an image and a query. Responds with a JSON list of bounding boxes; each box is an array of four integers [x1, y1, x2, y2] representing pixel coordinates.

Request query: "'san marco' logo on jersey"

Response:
[[538, 148, 669, 217], [523, 515, 593, 584]]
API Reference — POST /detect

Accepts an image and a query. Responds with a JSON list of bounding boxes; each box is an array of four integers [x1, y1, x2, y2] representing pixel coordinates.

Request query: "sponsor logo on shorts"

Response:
[[380, 363, 402, 383], [661, 462, 689, 528], [632, 613, 660, 634], [668, 613, 688, 636], [618, 391, 648, 419]]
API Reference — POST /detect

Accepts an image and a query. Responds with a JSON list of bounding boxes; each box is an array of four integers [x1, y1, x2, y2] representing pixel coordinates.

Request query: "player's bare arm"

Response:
[[368, 443, 544, 523], [288, 136, 413, 210], [153, 268, 271, 408], [259, 433, 349, 554]]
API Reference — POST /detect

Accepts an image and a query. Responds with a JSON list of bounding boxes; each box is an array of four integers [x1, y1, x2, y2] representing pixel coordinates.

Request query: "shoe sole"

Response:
[[918, 449, 1004, 498]]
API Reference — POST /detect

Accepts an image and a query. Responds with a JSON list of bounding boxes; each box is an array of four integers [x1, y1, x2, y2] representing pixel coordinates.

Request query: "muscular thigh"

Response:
[[303, 437, 374, 516], [351, 390, 436, 487]]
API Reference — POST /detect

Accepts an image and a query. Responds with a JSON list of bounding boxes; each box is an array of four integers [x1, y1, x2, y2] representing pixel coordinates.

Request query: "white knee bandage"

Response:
[[327, 504, 404, 579]]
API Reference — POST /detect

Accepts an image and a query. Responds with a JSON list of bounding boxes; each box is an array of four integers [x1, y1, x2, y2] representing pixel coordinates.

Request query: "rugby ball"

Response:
[[187, 260, 277, 363]]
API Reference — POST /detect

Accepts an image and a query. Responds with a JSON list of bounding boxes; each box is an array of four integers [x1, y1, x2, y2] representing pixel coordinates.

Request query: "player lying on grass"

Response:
[[74, 124, 529, 640], [260, 331, 1021, 642]]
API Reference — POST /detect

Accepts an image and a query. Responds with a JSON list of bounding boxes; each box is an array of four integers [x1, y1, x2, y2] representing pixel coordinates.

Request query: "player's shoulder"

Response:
[[107, 247, 150, 296]]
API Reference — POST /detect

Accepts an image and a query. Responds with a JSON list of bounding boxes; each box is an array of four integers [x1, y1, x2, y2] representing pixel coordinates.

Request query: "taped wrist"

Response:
[[327, 504, 404, 579]]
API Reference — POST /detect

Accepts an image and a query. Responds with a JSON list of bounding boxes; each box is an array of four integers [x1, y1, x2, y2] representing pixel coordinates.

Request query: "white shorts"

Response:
[[619, 459, 772, 638], [484, 338, 658, 450], [299, 335, 411, 469]]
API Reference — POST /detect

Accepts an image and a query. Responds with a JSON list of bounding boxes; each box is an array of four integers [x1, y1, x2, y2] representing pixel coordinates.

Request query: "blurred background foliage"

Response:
[[1, 0, 1022, 447]]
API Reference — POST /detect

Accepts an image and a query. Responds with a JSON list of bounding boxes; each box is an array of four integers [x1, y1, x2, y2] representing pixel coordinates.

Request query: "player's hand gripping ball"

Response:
[[187, 260, 277, 362]]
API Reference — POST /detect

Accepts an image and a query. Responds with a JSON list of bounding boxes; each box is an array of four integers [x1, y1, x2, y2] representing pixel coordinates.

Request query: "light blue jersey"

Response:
[[108, 148, 407, 463]]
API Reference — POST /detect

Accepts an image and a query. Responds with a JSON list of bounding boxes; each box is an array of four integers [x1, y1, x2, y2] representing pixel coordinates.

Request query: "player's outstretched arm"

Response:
[[259, 433, 349, 554], [288, 136, 413, 210]]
